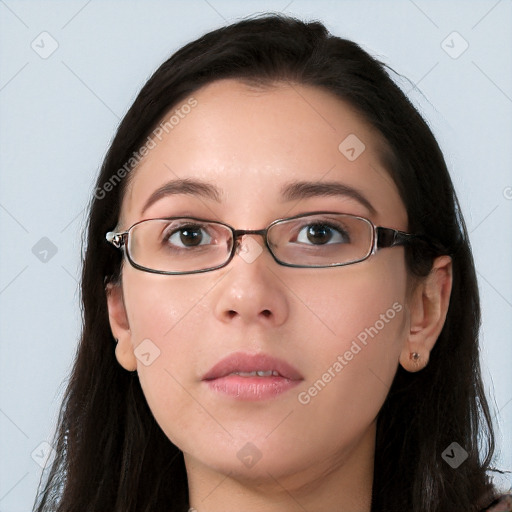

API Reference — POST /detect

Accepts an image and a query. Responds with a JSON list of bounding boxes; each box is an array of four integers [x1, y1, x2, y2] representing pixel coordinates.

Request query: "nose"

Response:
[[211, 234, 290, 326]]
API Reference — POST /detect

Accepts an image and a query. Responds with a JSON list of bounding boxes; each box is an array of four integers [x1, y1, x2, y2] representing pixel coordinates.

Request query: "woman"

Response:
[[34, 13, 511, 512]]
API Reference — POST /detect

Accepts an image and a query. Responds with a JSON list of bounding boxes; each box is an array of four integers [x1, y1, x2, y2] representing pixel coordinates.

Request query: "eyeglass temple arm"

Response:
[[106, 231, 126, 248], [376, 227, 424, 249]]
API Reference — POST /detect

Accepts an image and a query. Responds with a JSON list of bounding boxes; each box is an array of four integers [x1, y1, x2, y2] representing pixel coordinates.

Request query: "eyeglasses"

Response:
[[105, 211, 424, 275]]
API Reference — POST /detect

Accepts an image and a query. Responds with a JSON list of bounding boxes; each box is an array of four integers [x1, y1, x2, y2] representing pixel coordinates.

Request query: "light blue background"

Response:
[[1, 1, 511, 510]]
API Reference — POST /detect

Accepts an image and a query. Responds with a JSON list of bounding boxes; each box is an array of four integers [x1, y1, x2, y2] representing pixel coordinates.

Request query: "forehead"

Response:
[[121, 79, 406, 229]]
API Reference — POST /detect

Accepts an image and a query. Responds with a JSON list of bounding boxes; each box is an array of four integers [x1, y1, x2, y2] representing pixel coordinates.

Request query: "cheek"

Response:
[[296, 256, 408, 418], [306, 255, 408, 354], [122, 268, 212, 340], [120, 267, 228, 411]]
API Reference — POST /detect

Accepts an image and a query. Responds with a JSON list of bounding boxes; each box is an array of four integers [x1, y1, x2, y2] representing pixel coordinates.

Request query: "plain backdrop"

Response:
[[0, 1, 511, 510]]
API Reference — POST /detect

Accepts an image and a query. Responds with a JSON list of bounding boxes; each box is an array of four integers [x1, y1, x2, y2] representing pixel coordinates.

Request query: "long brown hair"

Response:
[[34, 13, 504, 512]]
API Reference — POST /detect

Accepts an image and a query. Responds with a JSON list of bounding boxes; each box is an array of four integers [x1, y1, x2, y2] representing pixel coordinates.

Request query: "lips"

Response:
[[202, 352, 303, 381]]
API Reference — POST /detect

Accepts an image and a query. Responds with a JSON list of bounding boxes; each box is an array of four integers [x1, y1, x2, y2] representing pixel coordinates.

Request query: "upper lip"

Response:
[[202, 352, 304, 381]]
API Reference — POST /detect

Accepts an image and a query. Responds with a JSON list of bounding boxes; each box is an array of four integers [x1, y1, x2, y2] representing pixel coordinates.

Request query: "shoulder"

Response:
[[481, 494, 512, 512]]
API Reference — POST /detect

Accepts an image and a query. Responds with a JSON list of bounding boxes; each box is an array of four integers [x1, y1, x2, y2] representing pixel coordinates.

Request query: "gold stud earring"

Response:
[[410, 352, 420, 361]]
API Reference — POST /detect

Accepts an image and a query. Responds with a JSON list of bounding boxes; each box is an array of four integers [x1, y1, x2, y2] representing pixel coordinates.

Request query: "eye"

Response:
[[164, 223, 213, 248], [294, 222, 351, 245]]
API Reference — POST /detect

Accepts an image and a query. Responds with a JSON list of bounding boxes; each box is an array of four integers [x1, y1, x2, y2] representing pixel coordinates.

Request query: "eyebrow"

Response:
[[141, 178, 222, 215], [280, 180, 376, 215], [140, 178, 376, 215]]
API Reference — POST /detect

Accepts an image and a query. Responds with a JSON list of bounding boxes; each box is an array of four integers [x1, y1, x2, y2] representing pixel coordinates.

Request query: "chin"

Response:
[[186, 435, 310, 482]]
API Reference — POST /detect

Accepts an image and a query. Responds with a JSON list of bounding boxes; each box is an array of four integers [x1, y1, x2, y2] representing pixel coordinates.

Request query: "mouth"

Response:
[[202, 352, 303, 381], [201, 352, 303, 401]]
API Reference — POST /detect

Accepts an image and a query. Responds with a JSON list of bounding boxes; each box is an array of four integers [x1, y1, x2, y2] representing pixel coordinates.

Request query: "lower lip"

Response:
[[203, 375, 301, 401]]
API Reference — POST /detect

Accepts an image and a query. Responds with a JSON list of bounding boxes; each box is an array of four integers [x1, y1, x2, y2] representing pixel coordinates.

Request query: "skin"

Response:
[[106, 79, 452, 512]]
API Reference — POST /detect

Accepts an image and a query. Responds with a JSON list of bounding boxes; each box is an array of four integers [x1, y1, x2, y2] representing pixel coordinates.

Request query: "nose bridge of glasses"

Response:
[[233, 228, 267, 237], [232, 228, 269, 250]]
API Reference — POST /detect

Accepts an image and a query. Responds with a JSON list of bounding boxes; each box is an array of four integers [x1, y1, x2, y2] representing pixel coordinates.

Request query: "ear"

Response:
[[399, 255, 453, 372], [105, 281, 137, 372]]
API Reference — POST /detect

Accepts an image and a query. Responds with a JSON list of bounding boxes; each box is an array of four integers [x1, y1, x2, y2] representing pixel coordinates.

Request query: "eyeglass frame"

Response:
[[105, 210, 431, 275]]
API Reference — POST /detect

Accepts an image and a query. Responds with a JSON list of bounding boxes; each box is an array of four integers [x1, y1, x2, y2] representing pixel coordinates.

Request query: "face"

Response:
[[108, 79, 417, 486]]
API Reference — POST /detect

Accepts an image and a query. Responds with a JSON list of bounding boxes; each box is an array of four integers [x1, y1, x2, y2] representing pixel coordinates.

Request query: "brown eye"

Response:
[[164, 223, 212, 249], [294, 222, 351, 245]]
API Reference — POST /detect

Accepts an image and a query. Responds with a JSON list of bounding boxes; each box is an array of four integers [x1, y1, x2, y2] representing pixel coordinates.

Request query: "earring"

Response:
[[410, 352, 420, 361]]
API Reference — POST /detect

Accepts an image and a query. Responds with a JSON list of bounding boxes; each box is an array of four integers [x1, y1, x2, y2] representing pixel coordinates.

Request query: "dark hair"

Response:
[[34, 13, 505, 512]]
